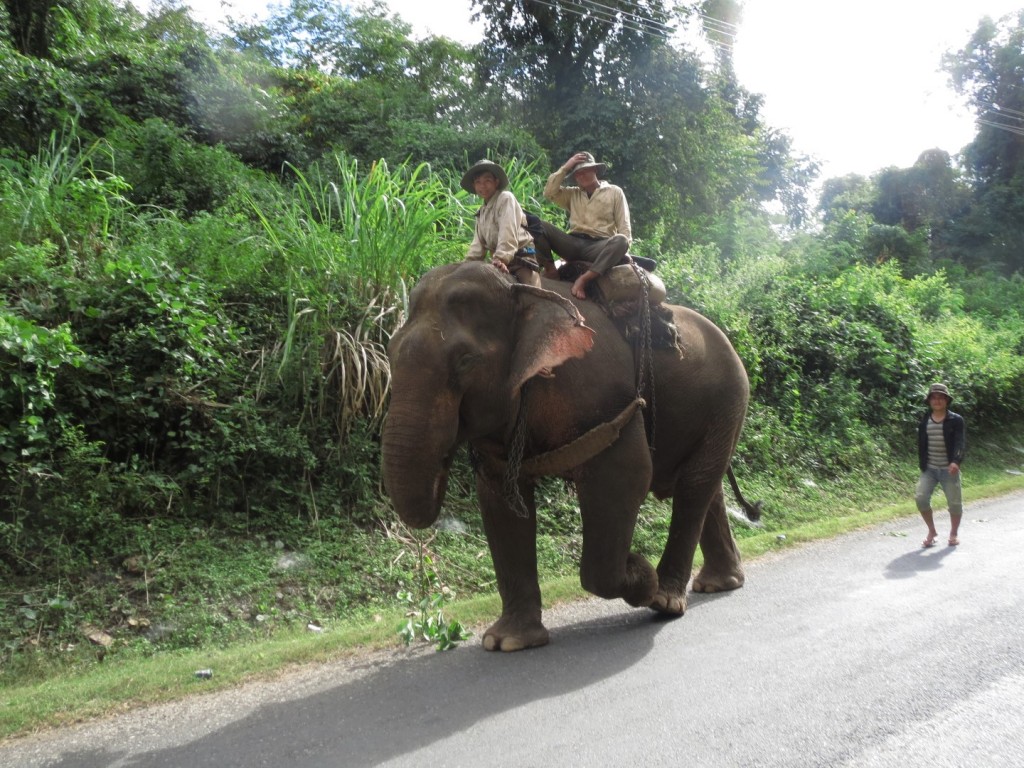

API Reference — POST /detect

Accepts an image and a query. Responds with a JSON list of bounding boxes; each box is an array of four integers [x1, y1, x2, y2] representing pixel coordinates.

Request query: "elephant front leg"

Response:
[[477, 474, 549, 652], [577, 421, 658, 609]]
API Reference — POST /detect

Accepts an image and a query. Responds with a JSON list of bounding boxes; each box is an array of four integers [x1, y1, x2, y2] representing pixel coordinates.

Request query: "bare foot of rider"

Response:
[[572, 269, 599, 300]]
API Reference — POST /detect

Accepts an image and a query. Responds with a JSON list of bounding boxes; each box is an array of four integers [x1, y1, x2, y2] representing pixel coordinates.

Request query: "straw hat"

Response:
[[567, 151, 607, 181], [460, 159, 509, 194]]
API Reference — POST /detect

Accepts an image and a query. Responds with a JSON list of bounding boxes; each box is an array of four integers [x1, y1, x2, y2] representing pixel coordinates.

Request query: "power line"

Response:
[[576, 0, 676, 35], [524, 0, 736, 48], [985, 102, 1024, 121], [613, 0, 739, 39], [698, 14, 737, 38], [570, 0, 681, 39], [528, 0, 669, 39], [976, 117, 1024, 137]]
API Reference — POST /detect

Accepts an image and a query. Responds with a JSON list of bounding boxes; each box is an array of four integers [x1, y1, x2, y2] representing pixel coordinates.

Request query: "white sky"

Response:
[[132, 0, 1024, 183]]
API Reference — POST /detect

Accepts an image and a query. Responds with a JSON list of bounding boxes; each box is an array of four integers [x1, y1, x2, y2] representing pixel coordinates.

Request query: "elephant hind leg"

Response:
[[692, 485, 744, 593], [651, 477, 739, 615]]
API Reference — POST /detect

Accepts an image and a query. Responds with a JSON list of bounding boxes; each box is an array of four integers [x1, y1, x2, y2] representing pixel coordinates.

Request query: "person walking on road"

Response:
[[916, 383, 966, 548]]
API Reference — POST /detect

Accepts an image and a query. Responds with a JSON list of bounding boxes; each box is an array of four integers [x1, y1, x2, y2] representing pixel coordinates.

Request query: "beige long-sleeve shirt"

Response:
[[543, 168, 632, 244], [465, 190, 534, 264]]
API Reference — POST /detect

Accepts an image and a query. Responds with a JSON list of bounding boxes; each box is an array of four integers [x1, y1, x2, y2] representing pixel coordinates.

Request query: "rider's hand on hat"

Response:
[[562, 152, 591, 173]]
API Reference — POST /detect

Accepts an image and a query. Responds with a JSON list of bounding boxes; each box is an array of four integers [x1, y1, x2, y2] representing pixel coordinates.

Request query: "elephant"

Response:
[[381, 260, 754, 652]]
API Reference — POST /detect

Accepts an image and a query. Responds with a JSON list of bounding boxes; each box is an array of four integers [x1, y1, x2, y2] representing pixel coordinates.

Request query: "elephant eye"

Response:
[[447, 350, 484, 389], [456, 352, 483, 375]]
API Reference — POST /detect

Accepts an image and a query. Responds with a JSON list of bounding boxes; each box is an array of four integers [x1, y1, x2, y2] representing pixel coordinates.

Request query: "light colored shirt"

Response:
[[465, 190, 534, 265], [543, 168, 632, 244]]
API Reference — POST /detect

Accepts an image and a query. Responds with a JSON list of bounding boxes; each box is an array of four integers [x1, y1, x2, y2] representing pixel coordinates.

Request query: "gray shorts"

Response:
[[915, 467, 962, 516]]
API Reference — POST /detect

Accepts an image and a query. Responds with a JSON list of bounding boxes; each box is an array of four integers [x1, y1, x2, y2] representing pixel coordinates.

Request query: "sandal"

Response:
[[948, 536, 959, 546], [922, 533, 938, 548]]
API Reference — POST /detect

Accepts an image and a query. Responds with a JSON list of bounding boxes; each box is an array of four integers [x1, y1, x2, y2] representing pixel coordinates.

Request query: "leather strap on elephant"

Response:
[[499, 394, 646, 517], [520, 396, 645, 476], [502, 385, 532, 518]]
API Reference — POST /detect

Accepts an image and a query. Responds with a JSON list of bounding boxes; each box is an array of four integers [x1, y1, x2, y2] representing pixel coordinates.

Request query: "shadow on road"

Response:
[[883, 544, 957, 579], [46, 608, 670, 767]]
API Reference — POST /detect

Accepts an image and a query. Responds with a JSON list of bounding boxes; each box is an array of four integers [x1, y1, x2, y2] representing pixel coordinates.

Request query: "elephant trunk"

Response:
[[381, 397, 459, 529]]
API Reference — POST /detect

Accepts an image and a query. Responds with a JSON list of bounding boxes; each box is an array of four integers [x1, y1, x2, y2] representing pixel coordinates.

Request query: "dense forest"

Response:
[[2, 0, 1024, 668]]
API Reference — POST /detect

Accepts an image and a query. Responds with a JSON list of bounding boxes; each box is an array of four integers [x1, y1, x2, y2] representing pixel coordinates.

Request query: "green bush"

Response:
[[105, 118, 266, 216], [0, 308, 85, 466], [0, 126, 130, 255], [916, 314, 1024, 422]]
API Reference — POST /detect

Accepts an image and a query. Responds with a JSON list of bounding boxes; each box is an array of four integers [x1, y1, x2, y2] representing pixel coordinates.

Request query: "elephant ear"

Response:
[[508, 284, 595, 396]]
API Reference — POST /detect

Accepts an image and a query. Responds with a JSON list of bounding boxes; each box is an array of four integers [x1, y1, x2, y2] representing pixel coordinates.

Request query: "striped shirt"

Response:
[[926, 418, 947, 469]]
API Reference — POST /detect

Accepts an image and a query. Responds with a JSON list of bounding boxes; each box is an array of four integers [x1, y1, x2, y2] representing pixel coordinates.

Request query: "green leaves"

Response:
[[0, 310, 84, 463], [397, 587, 471, 652], [0, 124, 129, 252], [396, 550, 471, 652]]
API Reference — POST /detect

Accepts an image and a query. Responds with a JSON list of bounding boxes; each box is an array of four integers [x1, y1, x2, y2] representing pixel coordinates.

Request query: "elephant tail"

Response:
[[726, 465, 763, 523]]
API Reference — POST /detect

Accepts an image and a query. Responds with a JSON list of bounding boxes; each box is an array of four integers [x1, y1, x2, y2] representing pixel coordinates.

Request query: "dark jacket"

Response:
[[917, 410, 966, 472]]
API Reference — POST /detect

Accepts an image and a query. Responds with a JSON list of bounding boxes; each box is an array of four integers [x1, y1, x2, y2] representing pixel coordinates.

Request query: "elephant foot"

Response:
[[621, 552, 658, 608], [482, 615, 550, 652], [692, 565, 745, 593], [649, 588, 687, 615]]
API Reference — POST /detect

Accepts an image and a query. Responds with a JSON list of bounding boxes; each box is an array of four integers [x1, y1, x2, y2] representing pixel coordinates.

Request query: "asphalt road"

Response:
[[4, 491, 1023, 767]]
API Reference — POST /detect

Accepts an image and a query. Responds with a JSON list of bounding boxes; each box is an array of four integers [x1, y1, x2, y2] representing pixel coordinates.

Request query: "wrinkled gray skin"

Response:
[[382, 261, 749, 652]]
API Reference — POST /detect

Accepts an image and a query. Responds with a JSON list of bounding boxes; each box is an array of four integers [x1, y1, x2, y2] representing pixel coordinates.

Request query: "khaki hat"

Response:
[[925, 383, 953, 404], [567, 151, 607, 181], [461, 159, 509, 194]]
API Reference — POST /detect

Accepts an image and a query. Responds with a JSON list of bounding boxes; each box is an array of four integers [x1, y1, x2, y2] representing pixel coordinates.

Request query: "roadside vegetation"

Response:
[[3, 0, 1024, 740]]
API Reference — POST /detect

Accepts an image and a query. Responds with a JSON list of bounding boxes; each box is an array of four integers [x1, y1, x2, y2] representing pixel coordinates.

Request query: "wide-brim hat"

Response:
[[567, 151, 607, 181], [924, 383, 953, 404], [461, 159, 509, 194]]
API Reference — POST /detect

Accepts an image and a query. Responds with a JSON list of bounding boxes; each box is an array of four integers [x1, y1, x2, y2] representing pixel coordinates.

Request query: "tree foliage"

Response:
[[470, 0, 815, 238], [943, 10, 1024, 272]]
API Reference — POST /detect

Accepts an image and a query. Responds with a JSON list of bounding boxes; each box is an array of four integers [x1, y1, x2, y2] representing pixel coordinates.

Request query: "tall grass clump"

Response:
[[244, 154, 464, 440], [0, 124, 131, 258], [256, 155, 462, 314]]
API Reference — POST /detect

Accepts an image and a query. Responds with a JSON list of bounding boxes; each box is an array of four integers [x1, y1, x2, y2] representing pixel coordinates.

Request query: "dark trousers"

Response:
[[537, 220, 629, 276]]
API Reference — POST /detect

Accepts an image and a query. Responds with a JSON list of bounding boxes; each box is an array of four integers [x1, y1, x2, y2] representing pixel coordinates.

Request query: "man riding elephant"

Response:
[[536, 151, 639, 300], [462, 158, 542, 288]]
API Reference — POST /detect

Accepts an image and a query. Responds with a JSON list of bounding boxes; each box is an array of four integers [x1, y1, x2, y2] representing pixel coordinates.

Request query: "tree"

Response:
[[228, 0, 540, 172], [818, 152, 969, 275], [470, 0, 814, 241], [943, 11, 1024, 273], [3, 0, 59, 58], [472, 0, 676, 136], [818, 174, 873, 225], [872, 150, 965, 233], [0, 0, 153, 152]]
